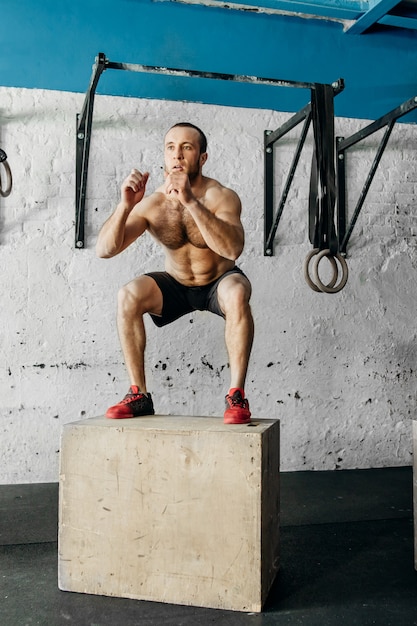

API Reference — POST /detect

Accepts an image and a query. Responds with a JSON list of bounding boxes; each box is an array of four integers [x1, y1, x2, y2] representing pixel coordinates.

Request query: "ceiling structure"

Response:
[[180, 0, 417, 33], [344, 0, 417, 33]]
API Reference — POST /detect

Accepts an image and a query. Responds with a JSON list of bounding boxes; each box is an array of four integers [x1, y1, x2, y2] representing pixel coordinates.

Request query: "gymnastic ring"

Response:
[[312, 249, 349, 294], [0, 150, 12, 197], [303, 248, 338, 293]]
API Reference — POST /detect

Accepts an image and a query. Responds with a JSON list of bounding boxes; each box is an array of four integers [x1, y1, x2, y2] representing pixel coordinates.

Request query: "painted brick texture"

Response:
[[1, 87, 416, 482]]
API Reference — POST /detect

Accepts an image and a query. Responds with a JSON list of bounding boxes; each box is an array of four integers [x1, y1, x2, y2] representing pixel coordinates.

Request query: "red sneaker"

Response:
[[224, 390, 251, 424], [106, 386, 155, 419]]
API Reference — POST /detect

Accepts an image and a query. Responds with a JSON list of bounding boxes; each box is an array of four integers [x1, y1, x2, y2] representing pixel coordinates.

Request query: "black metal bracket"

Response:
[[75, 53, 107, 248], [264, 104, 313, 255], [0, 147, 12, 198], [337, 94, 417, 254], [264, 80, 345, 256], [264, 90, 417, 256], [75, 52, 343, 248]]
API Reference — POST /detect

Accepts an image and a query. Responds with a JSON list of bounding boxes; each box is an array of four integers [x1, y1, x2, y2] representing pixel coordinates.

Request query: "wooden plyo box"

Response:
[[58, 415, 280, 612]]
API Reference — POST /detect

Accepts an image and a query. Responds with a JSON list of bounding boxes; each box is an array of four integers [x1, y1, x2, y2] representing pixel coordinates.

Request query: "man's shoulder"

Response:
[[203, 177, 240, 206], [203, 175, 226, 190], [135, 190, 165, 215]]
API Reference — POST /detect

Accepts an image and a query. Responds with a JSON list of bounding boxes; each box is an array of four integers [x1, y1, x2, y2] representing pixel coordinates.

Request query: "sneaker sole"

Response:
[[106, 410, 155, 419], [223, 415, 251, 425]]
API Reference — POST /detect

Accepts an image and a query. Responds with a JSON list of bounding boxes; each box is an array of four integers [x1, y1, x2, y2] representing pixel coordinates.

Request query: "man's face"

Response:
[[164, 127, 207, 180]]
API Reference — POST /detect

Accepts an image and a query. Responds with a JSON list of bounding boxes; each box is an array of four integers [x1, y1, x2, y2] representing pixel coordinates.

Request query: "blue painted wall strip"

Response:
[[1, 0, 417, 122]]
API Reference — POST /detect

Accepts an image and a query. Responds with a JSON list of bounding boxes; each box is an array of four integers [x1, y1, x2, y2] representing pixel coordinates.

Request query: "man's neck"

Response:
[[189, 172, 208, 194]]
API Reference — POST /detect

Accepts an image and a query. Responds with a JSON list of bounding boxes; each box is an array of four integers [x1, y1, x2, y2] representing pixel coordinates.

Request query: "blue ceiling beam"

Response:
[[161, 0, 365, 20], [163, 0, 417, 34], [379, 13, 417, 29], [345, 0, 403, 34]]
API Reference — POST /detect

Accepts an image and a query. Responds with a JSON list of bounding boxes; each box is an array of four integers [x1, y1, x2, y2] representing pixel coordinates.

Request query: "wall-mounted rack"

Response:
[[265, 93, 417, 258], [75, 51, 343, 249]]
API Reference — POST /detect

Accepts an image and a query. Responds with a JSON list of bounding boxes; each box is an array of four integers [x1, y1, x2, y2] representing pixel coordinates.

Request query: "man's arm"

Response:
[[184, 189, 244, 260], [165, 172, 244, 260], [96, 169, 150, 258]]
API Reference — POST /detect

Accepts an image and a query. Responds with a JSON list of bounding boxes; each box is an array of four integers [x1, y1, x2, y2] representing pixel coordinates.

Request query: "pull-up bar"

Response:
[[75, 52, 344, 248]]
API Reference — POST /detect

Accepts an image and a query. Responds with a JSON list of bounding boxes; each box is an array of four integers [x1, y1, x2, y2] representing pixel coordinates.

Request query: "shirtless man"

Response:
[[96, 122, 254, 424]]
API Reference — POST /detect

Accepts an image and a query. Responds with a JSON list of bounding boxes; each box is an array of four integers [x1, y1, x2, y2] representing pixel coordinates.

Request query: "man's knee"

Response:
[[118, 282, 140, 315], [218, 277, 252, 316], [117, 276, 158, 316], [117, 277, 150, 315]]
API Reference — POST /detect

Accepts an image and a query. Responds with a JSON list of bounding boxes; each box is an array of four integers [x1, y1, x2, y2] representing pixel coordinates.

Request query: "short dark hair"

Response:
[[168, 122, 207, 154]]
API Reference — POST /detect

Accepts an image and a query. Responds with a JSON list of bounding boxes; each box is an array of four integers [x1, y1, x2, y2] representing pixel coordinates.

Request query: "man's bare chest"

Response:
[[149, 201, 208, 250]]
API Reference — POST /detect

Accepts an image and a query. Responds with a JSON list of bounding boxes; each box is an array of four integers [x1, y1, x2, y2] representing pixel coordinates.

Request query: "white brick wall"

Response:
[[1, 87, 416, 483]]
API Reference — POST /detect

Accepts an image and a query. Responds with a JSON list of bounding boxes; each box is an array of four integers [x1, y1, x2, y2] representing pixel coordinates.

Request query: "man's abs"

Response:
[[163, 245, 236, 287]]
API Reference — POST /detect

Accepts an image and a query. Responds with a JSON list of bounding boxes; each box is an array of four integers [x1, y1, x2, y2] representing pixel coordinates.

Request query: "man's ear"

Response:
[[200, 152, 208, 167]]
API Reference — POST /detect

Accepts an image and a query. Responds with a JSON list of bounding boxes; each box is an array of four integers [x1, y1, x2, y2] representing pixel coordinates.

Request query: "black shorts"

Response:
[[145, 267, 247, 328]]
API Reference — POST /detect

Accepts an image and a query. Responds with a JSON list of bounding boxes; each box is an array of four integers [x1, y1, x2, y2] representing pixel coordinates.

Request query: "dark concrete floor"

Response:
[[1, 467, 416, 625]]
